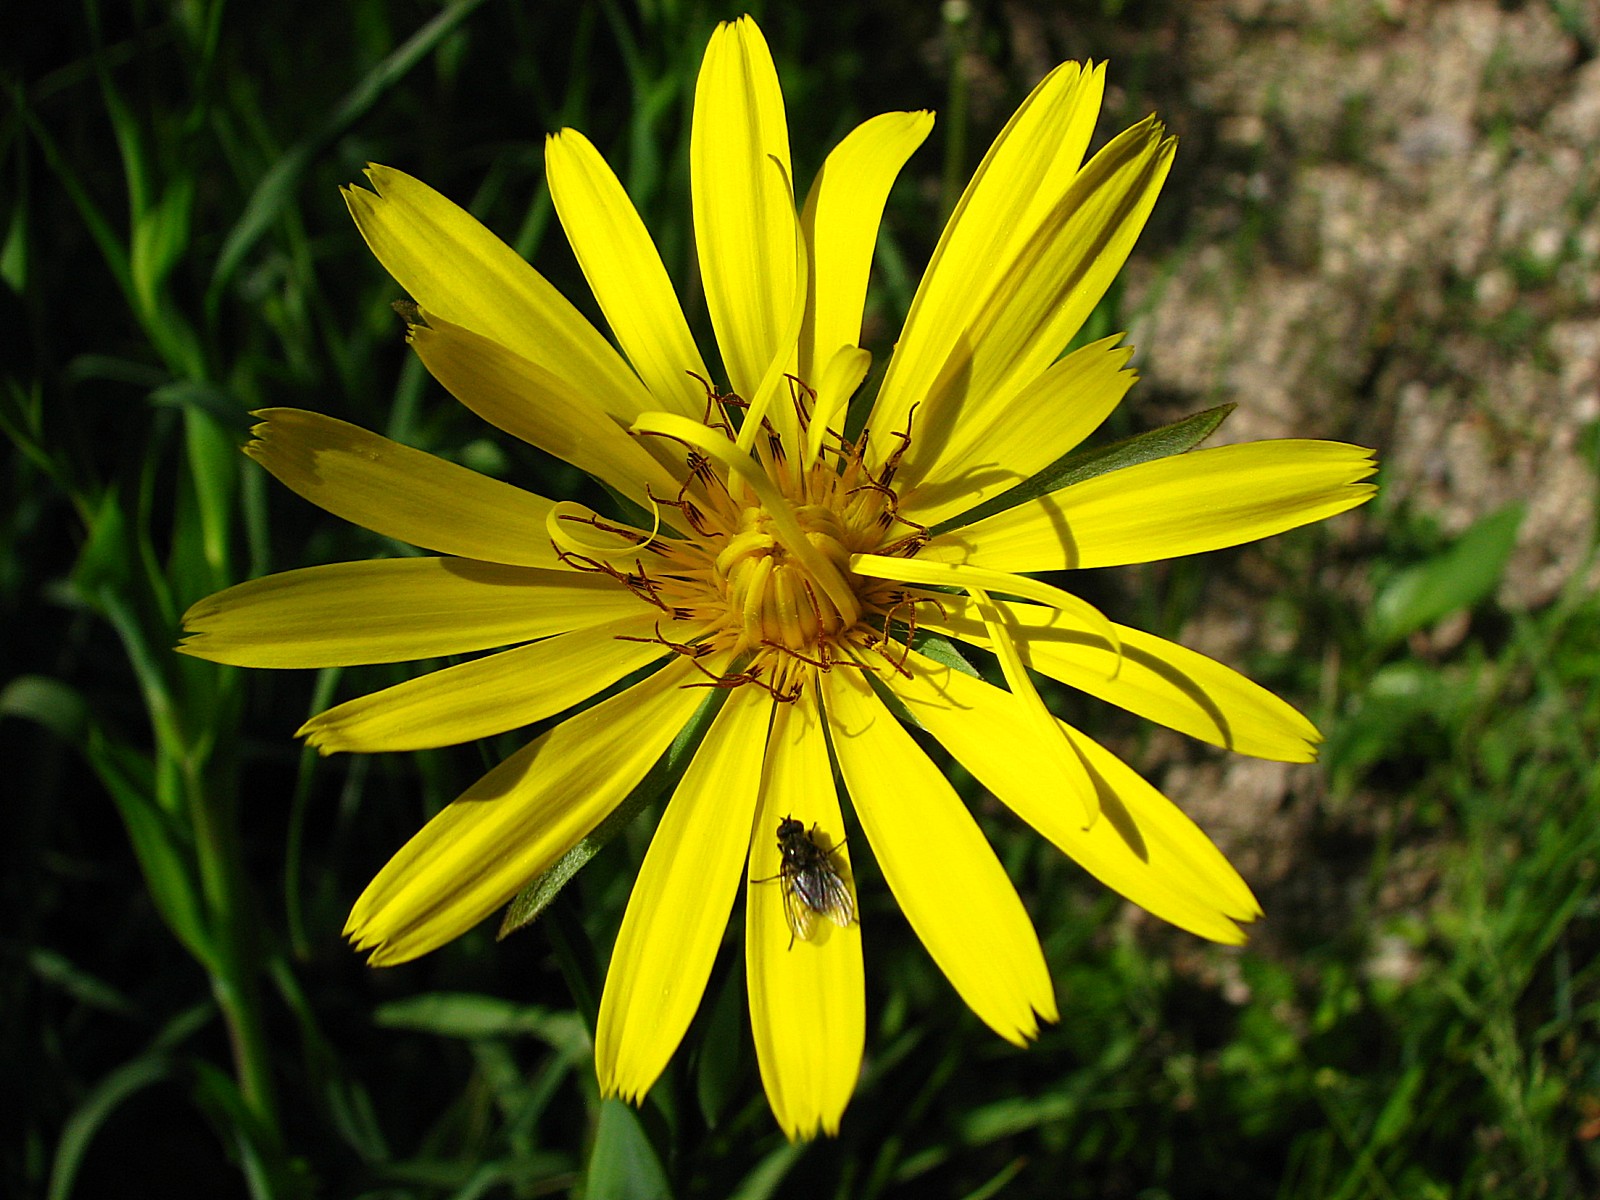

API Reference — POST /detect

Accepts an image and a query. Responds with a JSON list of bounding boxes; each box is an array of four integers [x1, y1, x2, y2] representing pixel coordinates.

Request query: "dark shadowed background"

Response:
[[5, 1, 1598, 1197]]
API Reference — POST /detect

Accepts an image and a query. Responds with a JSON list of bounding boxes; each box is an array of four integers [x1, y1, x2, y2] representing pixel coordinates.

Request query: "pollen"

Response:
[[553, 378, 934, 701]]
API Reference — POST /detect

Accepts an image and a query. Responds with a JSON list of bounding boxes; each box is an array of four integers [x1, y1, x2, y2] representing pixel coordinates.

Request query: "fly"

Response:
[[755, 816, 856, 948]]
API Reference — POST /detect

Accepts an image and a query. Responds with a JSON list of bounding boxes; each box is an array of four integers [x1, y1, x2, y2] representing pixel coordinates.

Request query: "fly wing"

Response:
[[813, 867, 856, 929], [792, 863, 856, 930], [780, 876, 819, 943]]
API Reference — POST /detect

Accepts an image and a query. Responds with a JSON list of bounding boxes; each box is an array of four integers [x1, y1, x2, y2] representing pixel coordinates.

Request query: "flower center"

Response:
[[717, 503, 855, 655], [553, 378, 934, 701]]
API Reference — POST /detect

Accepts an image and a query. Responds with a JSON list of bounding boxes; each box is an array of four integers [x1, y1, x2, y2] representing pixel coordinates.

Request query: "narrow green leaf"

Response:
[[129, 179, 195, 334], [908, 631, 981, 679], [268, 958, 391, 1162], [188, 1060, 307, 1200], [1322, 662, 1461, 790], [28, 948, 135, 1016], [1369, 1062, 1426, 1150], [181, 403, 241, 585], [71, 488, 135, 600], [584, 1098, 672, 1200], [958, 1157, 1030, 1200], [374, 993, 571, 1042], [0, 675, 90, 742], [959, 1091, 1076, 1144], [149, 378, 250, 428], [497, 689, 726, 939], [85, 728, 215, 970], [1369, 503, 1525, 645], [927, 402, 1236, 538], [2, 179, 28, 293], [208, 0, 494, 302], [18, 99, 131, 297], [728, 1142, 807, 1200], [48, 1056, 175, 1200], [695, 958, 747, 1130]]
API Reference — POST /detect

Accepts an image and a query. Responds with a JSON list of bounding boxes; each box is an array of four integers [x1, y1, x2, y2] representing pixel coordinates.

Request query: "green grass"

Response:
[[6, 2, 1599, 1198]]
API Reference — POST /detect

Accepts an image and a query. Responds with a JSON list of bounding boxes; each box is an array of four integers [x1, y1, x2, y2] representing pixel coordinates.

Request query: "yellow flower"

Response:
[[179, 17, 1375, 1138]]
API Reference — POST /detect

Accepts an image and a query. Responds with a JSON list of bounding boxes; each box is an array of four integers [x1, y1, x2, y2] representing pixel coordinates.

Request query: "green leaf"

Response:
[[207, 0, 495, 304], [927, 402, 1236, 538], [71, 488, 135, 601], [958, 1158, 1029, 1200], [373, 993, 581, 1045], [85, 728, 215, 970], [0, 675, 90, 742], [48, 1055, 176, 1200], [908, 631, 981, 679], [2, 180, 29, 293], [584, 1099, 672, 1200], [1321, 661, 1466, 791], [28, 948, 135, 1016], [728, 1142, 807, 1200], [181, 402, 242, 587], [497, 689, 726, 939], [1368, 503, 1525, 645], [1369, 1062, 1426, 1150], [130, 179, 193, 298], [695, 958, 747, 1130], [188, 1060, 310, 1199]]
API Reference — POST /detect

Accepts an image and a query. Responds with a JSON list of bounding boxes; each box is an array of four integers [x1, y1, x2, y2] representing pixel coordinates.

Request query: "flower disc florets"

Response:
[[558, 380, 932, 703]]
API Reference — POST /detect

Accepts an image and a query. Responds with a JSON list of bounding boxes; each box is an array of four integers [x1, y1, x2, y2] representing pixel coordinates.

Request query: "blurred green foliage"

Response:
[[5, 2, 1598, 1198]]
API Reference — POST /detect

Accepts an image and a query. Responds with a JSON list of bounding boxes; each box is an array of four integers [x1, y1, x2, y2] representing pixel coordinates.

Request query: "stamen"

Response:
[[616, 620, 713, 662], [688, 371, 740, 440], [634, 413, 862, 627], [762, 639, 834, 670], [685, 663, 803, 703], [878, 401, 920, 485], [787, 374, 816, 430], [587, 365, 936, 710], [646, 484, 712, 538], [546, 499, 660, 564]]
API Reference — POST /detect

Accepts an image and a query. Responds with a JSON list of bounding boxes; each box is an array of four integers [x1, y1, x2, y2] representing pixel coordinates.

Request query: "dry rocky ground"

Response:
[[966, 0, 1600, 966]]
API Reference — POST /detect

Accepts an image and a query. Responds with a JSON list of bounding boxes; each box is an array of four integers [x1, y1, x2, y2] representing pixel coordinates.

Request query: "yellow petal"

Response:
[[597, 686, 771, 1103], [747, 688, 864, 1139], [245, 408, 565, 569], [898, 336, 1136, 527], [298, 614, 687, 754], [889, 117, 1173, 487], [922, 593, 1321, 761], [343, 165, 653, 422], [804, 345, 872, 466], [822, 666, 1056, 1043], [867, 62, 1104, 468], [346, 657, 713, 965], [732, 169, 809, 454], [407, 313, 682, 510], [967, 586, 1099, 828], [798, 110, 934, 385], [691, 16, 796, 403], [1062, 723, 1263, 926], [887, 649, 1260, 940], [736, 178, 812, 454], [921, 440, 1378, 571], [178, 558, 648, 667], [545, 129, 709, 418], [849, 552, 1119, 662]]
